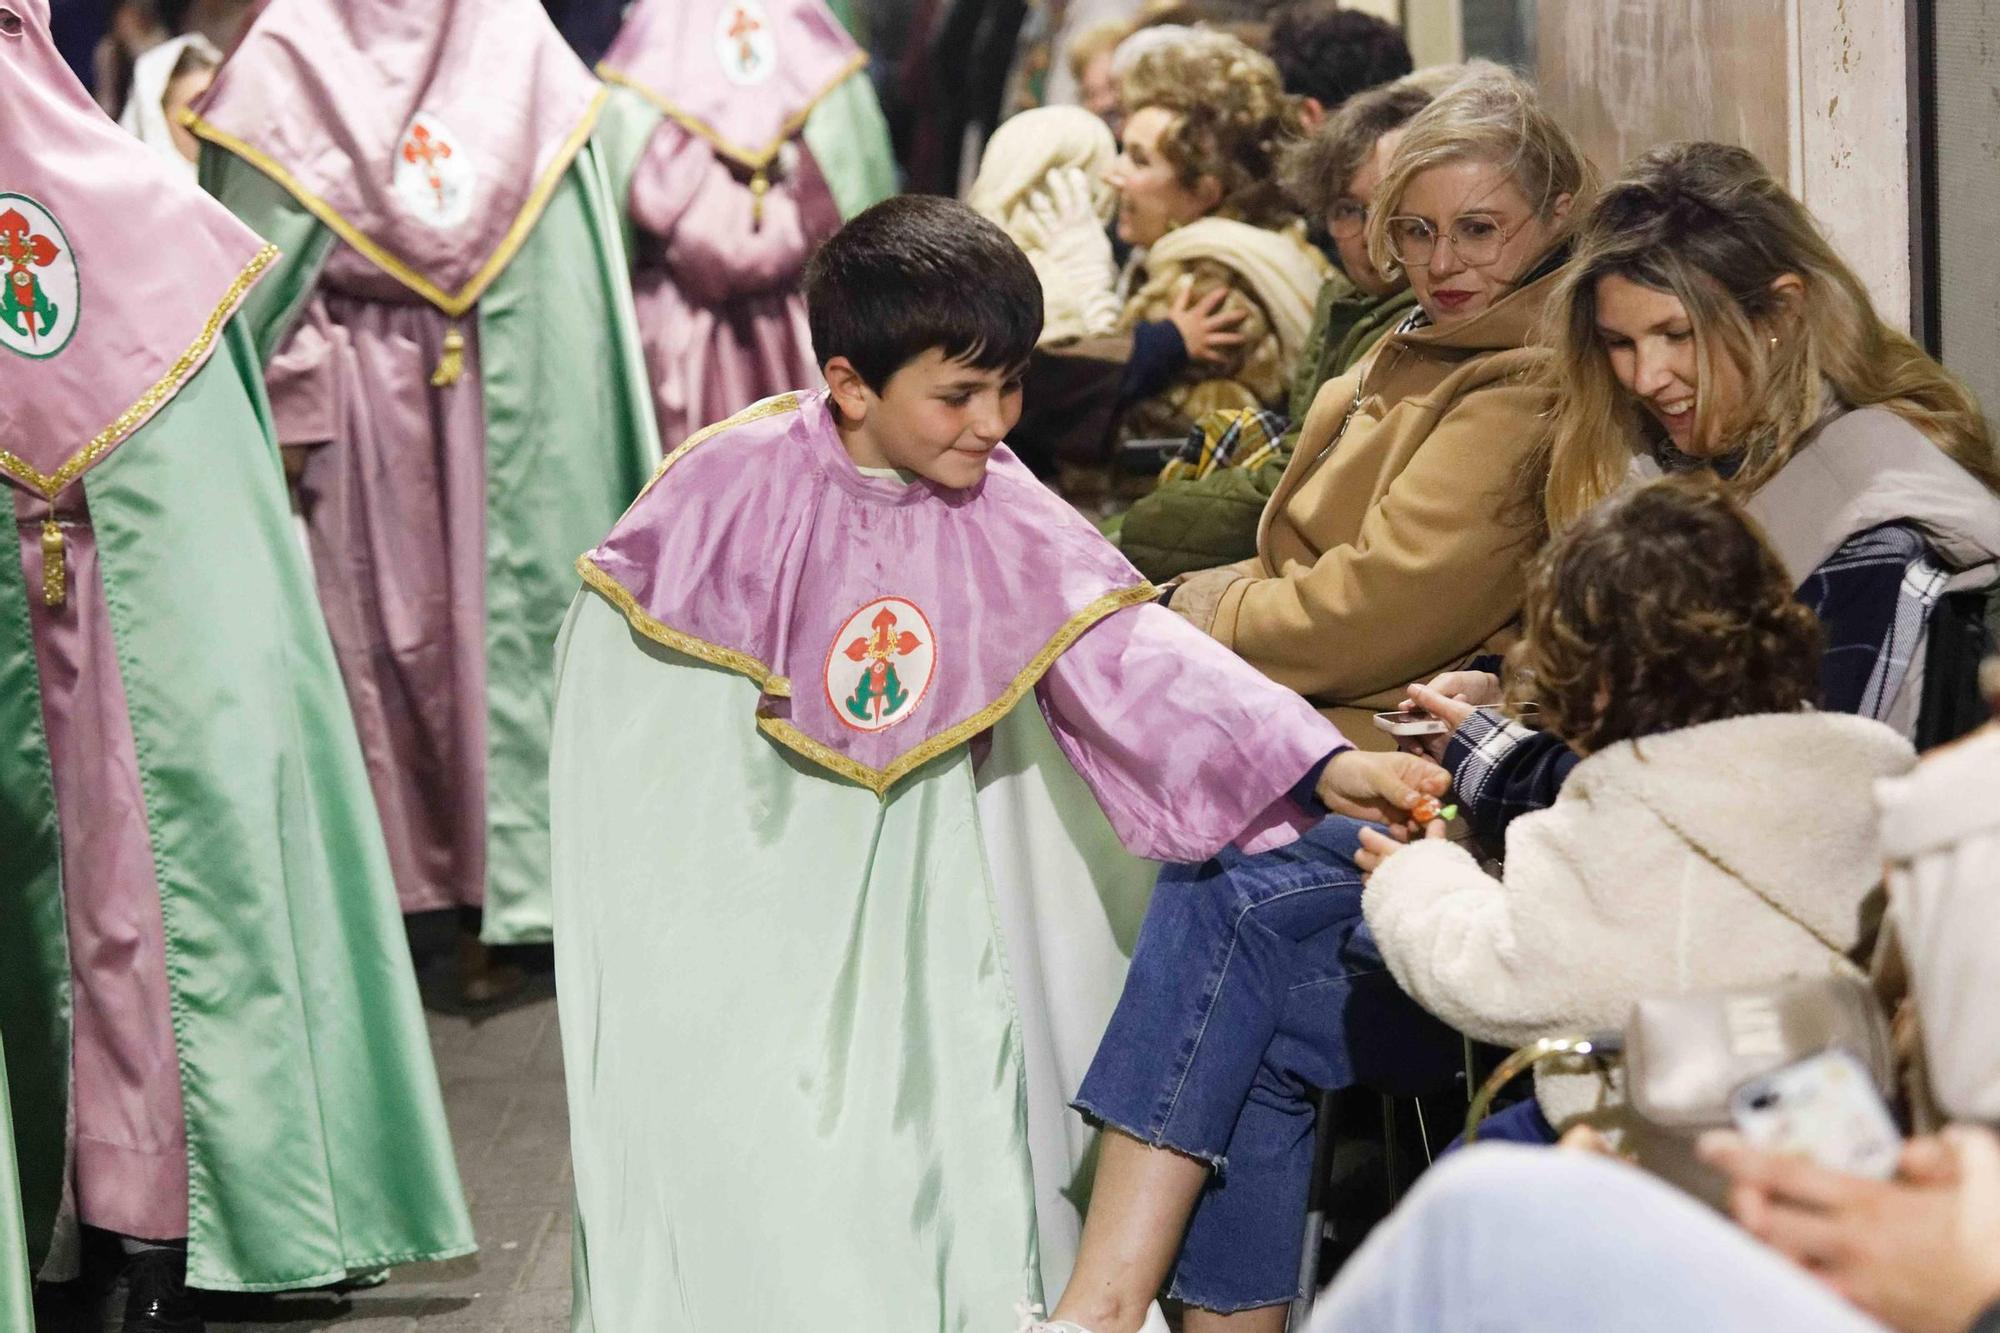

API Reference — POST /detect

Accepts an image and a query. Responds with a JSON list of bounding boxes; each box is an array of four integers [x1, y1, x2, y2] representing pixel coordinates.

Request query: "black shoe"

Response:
[[121, 1245, 204, 1333]]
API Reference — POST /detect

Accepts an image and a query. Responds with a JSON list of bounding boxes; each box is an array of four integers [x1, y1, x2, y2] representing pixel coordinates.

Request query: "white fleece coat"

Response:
[[1364, 711, 1916, 1130]]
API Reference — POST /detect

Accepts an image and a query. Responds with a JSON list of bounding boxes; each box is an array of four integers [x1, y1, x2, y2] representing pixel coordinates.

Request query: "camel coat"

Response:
[[1177, 259, 1564, 745]]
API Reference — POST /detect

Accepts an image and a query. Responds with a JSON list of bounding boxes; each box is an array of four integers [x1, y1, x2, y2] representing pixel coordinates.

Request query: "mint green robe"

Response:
[[200, 96, 663, 945], [0, 324, 473, 1288], [0, 1041, 30, 1329], [551, 589, 1159, 1331]]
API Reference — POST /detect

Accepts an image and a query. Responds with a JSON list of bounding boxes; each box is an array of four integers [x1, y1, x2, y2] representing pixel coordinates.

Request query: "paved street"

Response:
[[198, 979, 572, 1333]]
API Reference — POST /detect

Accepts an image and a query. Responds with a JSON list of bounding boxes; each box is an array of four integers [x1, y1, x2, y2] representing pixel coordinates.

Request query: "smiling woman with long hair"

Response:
[[1405, 140, 2000, 852]]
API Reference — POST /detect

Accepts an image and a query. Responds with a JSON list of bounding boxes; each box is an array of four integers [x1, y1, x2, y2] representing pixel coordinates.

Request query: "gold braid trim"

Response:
[[0, 245, 278, 500], [181, 87, 608, 318], [638, 392, 801, 501], [598, 51, 869, 173], [583, 557, 1157, 796], [578, 554, 789, 693]]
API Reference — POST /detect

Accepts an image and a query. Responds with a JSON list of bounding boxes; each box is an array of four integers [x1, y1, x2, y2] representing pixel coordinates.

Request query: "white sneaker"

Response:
[[1012, 1299, 1169, 1333], [1013, 1300, 1094, 1332]]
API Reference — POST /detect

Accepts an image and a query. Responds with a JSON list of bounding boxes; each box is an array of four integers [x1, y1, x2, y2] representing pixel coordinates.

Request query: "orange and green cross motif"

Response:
[[0, 206, 61, 348], [842, 606, 923, 725], [726, 6, 765, 73], [401, 123, 454, 214]]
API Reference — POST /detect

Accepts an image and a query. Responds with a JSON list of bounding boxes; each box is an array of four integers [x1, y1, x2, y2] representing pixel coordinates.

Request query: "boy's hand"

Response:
[[1355, 818, 1445, 878], [1700, 1126, 2000, 1333], [1396, 678, 1491, 763], [1316, 749, 1448, 833]]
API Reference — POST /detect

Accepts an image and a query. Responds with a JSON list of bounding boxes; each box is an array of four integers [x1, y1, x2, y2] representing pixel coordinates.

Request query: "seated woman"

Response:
[[1163, 65, 1589, 745], [1404, 141, 2000, 849], [1007, 29, 1330, 487], [1114, 67, 1442, 581], [1357, 474, 1916, 1148]]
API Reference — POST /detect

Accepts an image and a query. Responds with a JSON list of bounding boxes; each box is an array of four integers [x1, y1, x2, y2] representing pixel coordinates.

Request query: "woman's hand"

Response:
[[1166, 278, 1248, 365], [1396, 679, 1485, 763], [1701, 1125, 2000, 1333], [1317, 749, 1449, 835], [1354, 817, 1446, 878]]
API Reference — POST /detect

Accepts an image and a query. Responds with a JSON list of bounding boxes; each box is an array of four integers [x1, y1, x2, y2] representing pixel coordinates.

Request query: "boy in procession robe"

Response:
[[0, 4, 472, 1328], [596, 0, 897, 446], [183, 0, 661, 968], [549, 195, 1444, 1331]]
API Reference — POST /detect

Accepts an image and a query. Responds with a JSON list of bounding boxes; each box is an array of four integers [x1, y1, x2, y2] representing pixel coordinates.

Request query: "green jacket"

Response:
[[1116, 282, 1418, 582]]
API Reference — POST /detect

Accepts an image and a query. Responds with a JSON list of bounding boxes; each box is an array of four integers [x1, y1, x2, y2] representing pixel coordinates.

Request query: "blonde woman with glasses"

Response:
[[1163, 65, 1590, 748]]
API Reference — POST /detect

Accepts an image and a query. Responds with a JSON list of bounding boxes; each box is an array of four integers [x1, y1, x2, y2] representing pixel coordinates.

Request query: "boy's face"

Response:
[[828, 349, 1024, 490]]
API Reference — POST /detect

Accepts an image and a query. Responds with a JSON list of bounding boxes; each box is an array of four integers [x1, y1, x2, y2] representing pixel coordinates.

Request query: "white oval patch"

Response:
[[392, 112, 476, 229], [0, 194, 78, 360], [715, 1, 779, 87], [825, 596, 937, 733]]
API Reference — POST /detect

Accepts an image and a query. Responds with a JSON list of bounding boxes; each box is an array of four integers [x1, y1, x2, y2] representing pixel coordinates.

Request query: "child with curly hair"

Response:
[[1357, 472, 1918, 1149]]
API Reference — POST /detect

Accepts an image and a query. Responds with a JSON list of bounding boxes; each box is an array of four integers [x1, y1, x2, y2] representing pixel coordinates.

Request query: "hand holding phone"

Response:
[[1373, 708, 1448, 737], [1728, 1048, 1902, 1180]]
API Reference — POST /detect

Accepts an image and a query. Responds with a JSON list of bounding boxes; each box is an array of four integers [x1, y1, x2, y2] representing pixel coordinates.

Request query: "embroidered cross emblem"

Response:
[[400, 123, 454, 213], [842, 607, 924, 725], [0, 206, 60, 345], [726, 5, 764, 73]]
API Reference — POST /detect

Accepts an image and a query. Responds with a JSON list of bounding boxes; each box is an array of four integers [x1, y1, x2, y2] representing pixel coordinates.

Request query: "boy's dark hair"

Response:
[[1266, 3, 1413, 110], [1280, 71, 1438, 222], [804, 195, 1043, 391], [1506, 472, 1823, 755]]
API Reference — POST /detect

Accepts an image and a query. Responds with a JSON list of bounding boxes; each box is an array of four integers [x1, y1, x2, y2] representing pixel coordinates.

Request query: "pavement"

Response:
[[194, 976, 573, 1333]]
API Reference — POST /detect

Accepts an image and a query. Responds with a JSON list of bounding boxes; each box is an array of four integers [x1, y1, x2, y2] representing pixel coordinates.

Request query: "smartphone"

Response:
[[1373, 708, 1448, 737], [1728, 1048, 1902, 1180]]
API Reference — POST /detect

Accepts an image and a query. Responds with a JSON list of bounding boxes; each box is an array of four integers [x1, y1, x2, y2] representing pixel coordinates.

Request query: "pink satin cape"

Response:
[[599, 0, 866, 171], [0, 1, 272, 500], [185, 0, 602, 315], [581, 391, 1350, 852]]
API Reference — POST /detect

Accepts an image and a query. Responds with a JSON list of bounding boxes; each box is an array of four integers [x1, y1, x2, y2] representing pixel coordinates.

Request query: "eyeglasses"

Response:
[[1327, 200, 1369, 239], [1383, 212, 1532, 268]]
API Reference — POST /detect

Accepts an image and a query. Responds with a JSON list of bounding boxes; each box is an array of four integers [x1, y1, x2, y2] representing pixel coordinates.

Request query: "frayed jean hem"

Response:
[[1070, 1097, 1229, 1175]]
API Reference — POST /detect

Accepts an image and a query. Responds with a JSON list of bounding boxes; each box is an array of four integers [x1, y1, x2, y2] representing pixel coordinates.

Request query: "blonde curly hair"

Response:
[[1117, 29, 1302, 228]]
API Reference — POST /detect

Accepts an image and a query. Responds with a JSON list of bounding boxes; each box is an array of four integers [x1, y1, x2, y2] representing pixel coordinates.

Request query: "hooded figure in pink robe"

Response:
[[186, 0, 661, 948], [598, 0, 896, 446]]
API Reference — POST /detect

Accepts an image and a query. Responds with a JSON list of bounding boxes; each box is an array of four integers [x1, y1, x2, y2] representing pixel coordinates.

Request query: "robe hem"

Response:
[[180, 90, 608, 317], [187, 1239, 479, 1294]]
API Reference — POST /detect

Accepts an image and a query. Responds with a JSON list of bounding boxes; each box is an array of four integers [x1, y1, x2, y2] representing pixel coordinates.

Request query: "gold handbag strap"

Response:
[[1463, 1034, 1620, 1144]]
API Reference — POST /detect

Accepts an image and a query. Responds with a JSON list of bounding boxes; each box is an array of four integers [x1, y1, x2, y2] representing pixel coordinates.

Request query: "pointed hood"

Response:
[[598, 0, 866, 174], [186, 0, 603, 315]]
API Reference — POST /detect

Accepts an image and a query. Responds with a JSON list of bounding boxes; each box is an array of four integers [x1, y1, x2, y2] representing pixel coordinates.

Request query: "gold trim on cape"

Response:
[[597, 51, 868, 172], [0, 245, 278, 500], [181, 88, 608, 318], [641, 391, 801, 497], [582, 556, 1157, 797]]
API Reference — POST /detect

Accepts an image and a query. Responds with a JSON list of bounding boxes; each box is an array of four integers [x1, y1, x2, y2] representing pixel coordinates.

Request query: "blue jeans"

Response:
[[1072, 816, 1460, 1313]]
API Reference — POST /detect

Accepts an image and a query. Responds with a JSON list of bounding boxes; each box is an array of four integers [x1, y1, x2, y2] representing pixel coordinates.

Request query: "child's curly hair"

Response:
[[1505, 472, 1823, 754], [1117, 30, 1301, 228]]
